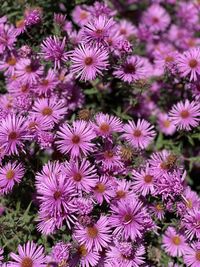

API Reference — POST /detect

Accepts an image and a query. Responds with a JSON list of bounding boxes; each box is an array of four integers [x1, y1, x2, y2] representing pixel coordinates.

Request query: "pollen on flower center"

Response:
[[104, 150, 114, 159], [42, 107, 53, 116], [41, 79, 49, 86], [99, 123, 110, 132], [21, 85, 28, 93], [84, 57, 93, 66], [8, 131, 18, 140], [124, 63, 135, 74], [54, 191, 62, 200], [165, 56, 174, 63], [133, 129, 142, 137], [28, 121, 38, 130], [163, 120, 171, 128], [144, 174, 153, 183], [96, 28, 103, 35], [73, 172, 82, 182], [156, 204, 163, 211], [180, 110, 190, 118], [189, 59, 198, 68], [123, 213, 133, 223], [25, 65, 33, 73], [172, 236, 181, 245], [7, 57, 17, 66], [95, 183, 106, 193], [195, 250, 200, 261], [87, 225, 98, 238], [21, 257, 33, 267], [72, 135, 80, 144], [78, 245, 88, 256], [116, 190, 126, 199], [6, 169, 15, 180], [80, 11, 88, 20], [152, 17, 159, 23]]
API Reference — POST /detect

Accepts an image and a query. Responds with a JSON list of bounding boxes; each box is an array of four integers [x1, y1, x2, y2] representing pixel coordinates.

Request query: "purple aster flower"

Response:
[[176, 48, 200, 81], [182, 187, 200, 211], [0, 24, 17, 53], [74, 215, 111, 252], [70, 244, 100, 267], [24, 7, 42, 26], [41, 36, 68, 69], [35, 69, 59, 96], [69, 44, 109, 81], [162, 227, 187, 257], [182, 208, 200, 240], [32, 98, 67, 124], [113, 56, 150, 83], [50, 242, 70, 265], [0, 53, 18, 76], [142, 4, 170, 32], [106, 241, 145, 267], [149, 150, 179, 176], [93, 175, 115, 205], [122, 119, 156, 149], [62, 158, 98, 192], [0, 114, 28, 155], [74, 197, 93, 215], [0, 161, 24, 195], [56, 120, 95, 158], [132, 164, 155, 196], [83, 16, 115, 44], [72, 6, 91, 26], [15, 58, 44, 84], [36, 173, 76, 219], [157, 113, 176, 136], [8, 241, 46, 267], [184, 242, 200, 267], [169, 100, 200, 131], [109, 197, 148, 240], [92, 112, 123, 138]]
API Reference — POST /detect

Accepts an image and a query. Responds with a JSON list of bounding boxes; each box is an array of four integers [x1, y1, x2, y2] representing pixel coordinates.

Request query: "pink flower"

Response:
[[162, 227, 187, 257], [74, 216, 111, 252], [122, 119, 156, 149], [142, 4, 170, 32], [41, 36, 68, 69], [0, 54, 18, 76], [169, 100, 200, 131], [113, 56, 150, 83], [34, 69, 59, 96], [70, 44, 109, 81], [109, 198, 147, 240], [157, 113, 176, 136], [182, 208, 200, 240], [72, 6, 91, 26], [132, 164, 155, 196], [8, 241, 46, 267], [15, 58, 44, 84], [92, 112, 122, 137], [36, 173, 75, 218], [93, 175, 115, 204], [106, 241, 145, 267], [83, 16, 115, 44], [116, 19, 137, 39], [176, 48, 200, 81], [32, 98, 67, 124], [63, 158, 98, 192], [71, 245, 100, 267], [56, 120, 96, 158], [184, 242, 200, 267], [0, 114, 28, 155], [0, 161, 24, 195]]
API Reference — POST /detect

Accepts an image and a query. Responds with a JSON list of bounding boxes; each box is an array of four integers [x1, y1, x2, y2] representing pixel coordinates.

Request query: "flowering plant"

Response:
[[0, 0, 200, 266]]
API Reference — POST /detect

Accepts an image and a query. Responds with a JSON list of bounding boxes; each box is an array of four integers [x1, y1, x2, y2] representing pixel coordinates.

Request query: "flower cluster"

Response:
[[0, 0, 200, 266]]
